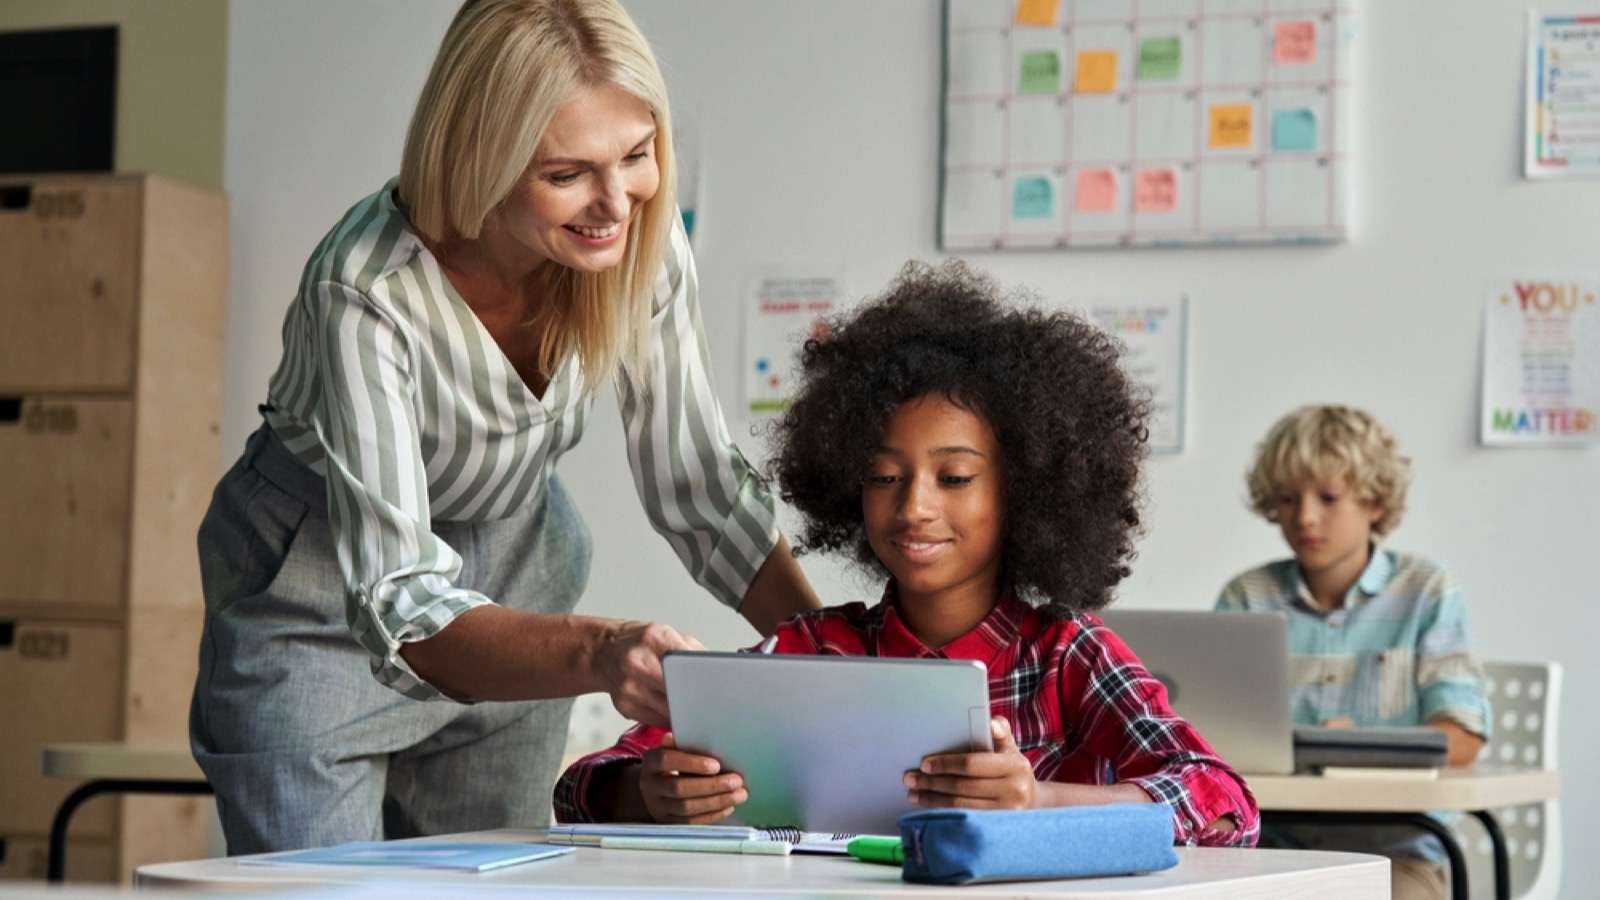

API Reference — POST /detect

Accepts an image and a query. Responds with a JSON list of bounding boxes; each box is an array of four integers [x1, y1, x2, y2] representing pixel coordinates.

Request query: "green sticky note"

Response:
[[1019, 50, 1061, 93], [1138, 36, 1181, 80], [1271, 108, 1317, 152], [1012, 176, 1054, 219]]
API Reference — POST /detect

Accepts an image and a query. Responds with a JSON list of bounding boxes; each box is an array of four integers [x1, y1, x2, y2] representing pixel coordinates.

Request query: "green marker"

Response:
[[846, 836, 904, 865]]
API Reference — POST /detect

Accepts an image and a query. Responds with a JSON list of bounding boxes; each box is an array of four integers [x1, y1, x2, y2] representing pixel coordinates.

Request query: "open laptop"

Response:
[[1095, 609, 1297, 775], [663, 652, 993, 835]]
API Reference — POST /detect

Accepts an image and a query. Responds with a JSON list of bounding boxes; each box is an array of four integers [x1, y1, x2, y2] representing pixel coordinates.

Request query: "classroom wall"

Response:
[[222, 1, 1598, 890], [0, 0, 227, 189]]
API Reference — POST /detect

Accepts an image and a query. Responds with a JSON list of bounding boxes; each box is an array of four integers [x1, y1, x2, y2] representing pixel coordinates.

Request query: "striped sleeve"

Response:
[[309, 278, 493, 701], [1410, 569, 1491, 738], [615, 217, 779, 608]]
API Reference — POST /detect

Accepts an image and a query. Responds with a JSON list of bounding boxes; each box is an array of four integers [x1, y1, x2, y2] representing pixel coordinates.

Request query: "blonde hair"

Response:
[[1246, 405, 1411, 537], [399, 0, 677, 384]]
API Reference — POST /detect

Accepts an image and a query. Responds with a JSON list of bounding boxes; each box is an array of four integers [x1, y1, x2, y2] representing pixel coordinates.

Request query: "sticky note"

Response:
[[1134, 169, 1177, 212], [1208, 104, 1253, 148], [1273, 20, 1317, 65], [1012, 176, 1054, 219], [1271, 108, 1317, 151], [1015, 0, 1058, 27], [1074, 50, 1118, 93], [1074, 169, 1117, 212], [1138, 36, 1181, 81], [1019, 50, 1061, 93]]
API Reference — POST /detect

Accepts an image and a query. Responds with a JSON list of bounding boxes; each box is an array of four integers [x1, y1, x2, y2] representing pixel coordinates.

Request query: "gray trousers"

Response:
[[191, 426, 592, 854]]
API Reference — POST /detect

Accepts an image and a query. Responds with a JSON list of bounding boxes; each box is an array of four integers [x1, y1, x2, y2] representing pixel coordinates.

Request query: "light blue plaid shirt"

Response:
[[1216, 547, 1489, 737]]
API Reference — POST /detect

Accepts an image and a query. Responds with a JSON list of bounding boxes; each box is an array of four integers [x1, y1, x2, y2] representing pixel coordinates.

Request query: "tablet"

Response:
[[662, 651, 993, 835]]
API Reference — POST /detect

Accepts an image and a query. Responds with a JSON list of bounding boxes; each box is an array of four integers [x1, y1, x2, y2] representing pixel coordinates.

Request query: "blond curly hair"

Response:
[[1245, 405, 1410, 537]]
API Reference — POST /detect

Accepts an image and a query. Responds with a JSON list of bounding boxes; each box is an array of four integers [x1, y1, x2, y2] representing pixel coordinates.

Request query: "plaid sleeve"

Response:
[[1067, 622, 1260, 848], [552, 722, 669, 823]]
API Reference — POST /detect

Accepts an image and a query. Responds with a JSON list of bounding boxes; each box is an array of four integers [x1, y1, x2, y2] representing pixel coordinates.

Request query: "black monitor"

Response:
[[0, 26, 117, 174]]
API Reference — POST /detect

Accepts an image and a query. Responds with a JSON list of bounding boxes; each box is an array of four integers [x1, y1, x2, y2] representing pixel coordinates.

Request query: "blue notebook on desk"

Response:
[[240, 841, 573, 872]]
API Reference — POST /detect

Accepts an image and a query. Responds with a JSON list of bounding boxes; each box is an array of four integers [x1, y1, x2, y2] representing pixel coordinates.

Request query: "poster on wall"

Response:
[[742, 270, 844, 416], [1480, 274, 1600, 446], [1089, 296, 1188, 454], [1524, 11, 1600, 179], [940, 0, 1356, 250]]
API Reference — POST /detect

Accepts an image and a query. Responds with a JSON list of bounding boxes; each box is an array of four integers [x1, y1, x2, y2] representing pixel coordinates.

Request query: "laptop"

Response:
[[1095, 609, 1297, 775], [663, 651, 993, 834]]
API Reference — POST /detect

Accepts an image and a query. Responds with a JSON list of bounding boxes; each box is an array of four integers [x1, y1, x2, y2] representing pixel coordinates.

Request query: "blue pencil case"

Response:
[[896, 804, 1178, 885]]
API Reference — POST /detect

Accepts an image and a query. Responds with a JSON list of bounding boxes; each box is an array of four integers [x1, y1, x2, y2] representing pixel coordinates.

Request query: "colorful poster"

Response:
[[1481, 275, 1600, 446], [1525, 12, 1600, 178], [742, 271, 843, 415], [1089, 297, 1188, 454]]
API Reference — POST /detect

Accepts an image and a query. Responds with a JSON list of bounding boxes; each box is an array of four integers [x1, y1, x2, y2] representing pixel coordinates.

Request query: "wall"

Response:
[[0, 0, 227, 189], [223, 1, 1597, 890]]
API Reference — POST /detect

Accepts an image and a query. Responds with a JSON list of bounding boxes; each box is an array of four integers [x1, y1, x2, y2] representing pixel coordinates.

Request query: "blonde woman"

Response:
[[191, 0, 819, 853]]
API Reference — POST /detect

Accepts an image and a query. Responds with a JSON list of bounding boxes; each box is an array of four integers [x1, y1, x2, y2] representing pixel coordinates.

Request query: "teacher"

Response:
[[190, 0, 820, 854]]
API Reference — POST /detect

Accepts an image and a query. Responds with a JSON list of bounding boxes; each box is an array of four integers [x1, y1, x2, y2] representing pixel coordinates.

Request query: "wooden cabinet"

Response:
[[0, 173, 226, 884]]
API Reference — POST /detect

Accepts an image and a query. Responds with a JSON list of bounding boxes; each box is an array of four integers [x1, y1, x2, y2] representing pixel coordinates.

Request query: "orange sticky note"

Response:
[[1134, 169, 1177, 212], [1074, 169, 1117, 212], [1015, 0, 1058, 27], [1074, 50, 1118, 93], [1273, 20, 1316, 65], [1208, 104, 1253, 148]]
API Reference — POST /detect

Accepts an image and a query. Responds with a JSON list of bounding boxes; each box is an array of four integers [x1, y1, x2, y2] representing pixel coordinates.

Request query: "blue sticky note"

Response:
[[1271, 108, 1317, 152], [1012, 176, 1054, 219]]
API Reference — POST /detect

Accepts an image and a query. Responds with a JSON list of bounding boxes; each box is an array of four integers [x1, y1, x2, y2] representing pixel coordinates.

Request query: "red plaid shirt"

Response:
[[554, 587, 1259, 847]]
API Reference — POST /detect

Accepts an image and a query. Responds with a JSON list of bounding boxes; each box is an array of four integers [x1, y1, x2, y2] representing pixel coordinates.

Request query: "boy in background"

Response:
[[1217, 404, 1490, 900]]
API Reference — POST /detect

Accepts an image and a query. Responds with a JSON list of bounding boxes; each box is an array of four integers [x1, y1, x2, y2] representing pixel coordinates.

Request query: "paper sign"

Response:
[[744, 272, 843, 415], [1019, 50, 1061, 93], [1271, 108, 1318, 152], [1134, 168, 1177, 212], [1138, 36, 1181, 81], [1480, 275, 1600, 445], [1015, 0, 1058, 27], [1208, 104, 1253, 148], [1525, 12, 1600, 178], [1074, 168, 1117, 212], [1273, 20, 1317, 65], [1090, 297, 1189, 454], [1012, 175, 1055, 218], [1075, 50, 1118, 93]]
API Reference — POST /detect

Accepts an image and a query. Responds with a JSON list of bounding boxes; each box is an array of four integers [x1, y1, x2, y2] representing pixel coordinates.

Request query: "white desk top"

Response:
[[1248, 763, 1561, 813], [136, 828, 1386, 899], [41, 742, 204, 781]]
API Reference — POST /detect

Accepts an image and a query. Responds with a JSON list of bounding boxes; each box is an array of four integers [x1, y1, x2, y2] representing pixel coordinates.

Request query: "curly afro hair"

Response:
[[766, 260, 1150, 615]]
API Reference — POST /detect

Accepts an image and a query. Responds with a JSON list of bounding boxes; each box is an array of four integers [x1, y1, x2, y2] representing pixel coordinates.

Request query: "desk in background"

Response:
[[1251, 764, 1560, 900], [136, 827, 1385, 898]]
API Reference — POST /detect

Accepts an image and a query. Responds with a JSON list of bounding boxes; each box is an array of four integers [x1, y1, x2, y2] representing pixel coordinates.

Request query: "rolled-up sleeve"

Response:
[[615, 218, 779, 608]]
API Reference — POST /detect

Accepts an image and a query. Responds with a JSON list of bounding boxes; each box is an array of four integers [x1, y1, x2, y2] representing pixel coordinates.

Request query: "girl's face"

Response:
[[492, 82, 660, 274], [863, 394, 1006, 618]]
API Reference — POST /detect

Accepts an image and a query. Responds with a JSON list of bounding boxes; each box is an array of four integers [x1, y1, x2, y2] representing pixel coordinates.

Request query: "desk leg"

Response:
[[1262, 811, 1471, 900], [1468, 809, 1511, 900], [47, 779, 214, 883]]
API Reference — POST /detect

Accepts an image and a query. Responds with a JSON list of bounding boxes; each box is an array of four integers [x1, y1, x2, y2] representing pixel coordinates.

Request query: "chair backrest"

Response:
[[1454, 659, 1562, 900]]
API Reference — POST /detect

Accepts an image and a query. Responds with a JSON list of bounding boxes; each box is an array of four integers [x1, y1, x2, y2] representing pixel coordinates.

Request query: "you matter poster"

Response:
[[1480, 274, 1600, 446]]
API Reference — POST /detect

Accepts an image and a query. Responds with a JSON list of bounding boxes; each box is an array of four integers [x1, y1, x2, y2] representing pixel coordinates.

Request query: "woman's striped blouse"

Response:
[[261, 179, 776, 700]]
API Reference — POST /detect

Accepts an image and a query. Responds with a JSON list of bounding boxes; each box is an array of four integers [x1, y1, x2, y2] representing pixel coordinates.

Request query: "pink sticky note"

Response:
[[1134, 169, 1176, 212], [1273, 21, 1316, 65], [1074, 169, 1117, 212]]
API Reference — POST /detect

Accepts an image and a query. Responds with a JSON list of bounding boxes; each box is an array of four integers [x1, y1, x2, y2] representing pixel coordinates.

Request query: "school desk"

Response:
[[133, 827, 1385, 898], [1250, 762, 1561, 900]]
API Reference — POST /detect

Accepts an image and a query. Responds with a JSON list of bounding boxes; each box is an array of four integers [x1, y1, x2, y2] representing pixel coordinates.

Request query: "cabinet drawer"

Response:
[[0, 177, 141, 393], [0, 620, 124, 837], [0, 398, 132, 610], [0, 832, 117, 884]]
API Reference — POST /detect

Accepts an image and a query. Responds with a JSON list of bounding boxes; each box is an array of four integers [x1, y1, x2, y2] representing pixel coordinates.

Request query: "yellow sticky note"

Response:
[[1015, 0, 1058, 27], [1075, 50, 1118, 94], [1208, 104, 1253, 148]]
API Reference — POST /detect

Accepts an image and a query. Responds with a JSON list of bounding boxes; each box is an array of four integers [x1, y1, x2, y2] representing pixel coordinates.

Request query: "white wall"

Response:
[[225, 1, 1597, 889]]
